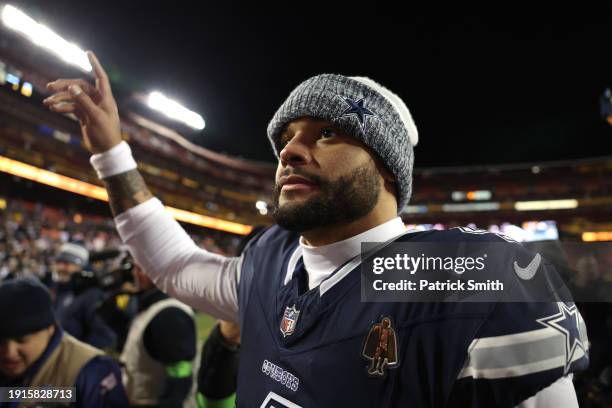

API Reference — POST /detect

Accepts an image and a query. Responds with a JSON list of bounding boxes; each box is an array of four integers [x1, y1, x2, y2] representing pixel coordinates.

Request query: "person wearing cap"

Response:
[[52, 243, 117, 350], [0, 277, 129, 408], [44, 52, 588, 407]]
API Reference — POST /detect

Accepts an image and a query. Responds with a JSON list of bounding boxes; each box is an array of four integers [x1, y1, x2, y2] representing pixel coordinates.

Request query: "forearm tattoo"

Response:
[[103, 169, 153, 216]]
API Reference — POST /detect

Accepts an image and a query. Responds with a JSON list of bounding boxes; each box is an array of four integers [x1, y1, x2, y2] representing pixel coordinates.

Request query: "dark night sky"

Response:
[[11, 2, 612, 167]]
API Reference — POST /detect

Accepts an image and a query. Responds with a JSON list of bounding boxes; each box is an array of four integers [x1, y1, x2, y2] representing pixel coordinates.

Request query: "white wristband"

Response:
[[89, 141, 137, 179]]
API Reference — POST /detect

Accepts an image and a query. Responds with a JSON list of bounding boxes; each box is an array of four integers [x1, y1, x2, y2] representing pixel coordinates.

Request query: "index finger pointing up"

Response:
[[87, 51, 112, 97]]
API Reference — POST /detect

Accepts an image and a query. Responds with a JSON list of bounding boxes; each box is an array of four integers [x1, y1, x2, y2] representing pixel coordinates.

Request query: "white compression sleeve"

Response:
[[515, 376, 578, 408], [114, 198, 241, 322]]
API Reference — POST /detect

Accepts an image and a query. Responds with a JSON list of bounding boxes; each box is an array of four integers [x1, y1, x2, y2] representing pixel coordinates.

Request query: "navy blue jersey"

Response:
[[237, 226, 588, 407]]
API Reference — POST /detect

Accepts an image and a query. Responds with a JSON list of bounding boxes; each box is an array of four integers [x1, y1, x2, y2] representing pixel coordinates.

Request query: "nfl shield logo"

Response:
[[280, 305, 300, 337]]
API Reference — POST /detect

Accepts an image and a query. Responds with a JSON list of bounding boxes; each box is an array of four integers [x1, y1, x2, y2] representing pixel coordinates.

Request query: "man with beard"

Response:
[[43, 52, 587, 407]]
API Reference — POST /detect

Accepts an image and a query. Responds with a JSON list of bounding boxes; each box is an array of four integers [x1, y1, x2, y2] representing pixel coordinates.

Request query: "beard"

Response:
[[272, 162, 381, 233]]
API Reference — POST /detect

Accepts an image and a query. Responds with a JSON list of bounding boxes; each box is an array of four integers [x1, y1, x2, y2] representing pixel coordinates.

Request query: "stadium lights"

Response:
[[0, 155, 252, 235], [582, 231, 612, 242], [0, 4, 91, 72], [255, 200, 268, 215], [147, 91, 205, 130], [0, 155, 109, 200], [1, 4, 206, 128], [514, 199, 578, 211], [441, 202, 500, 212], [403, 205, 428, 214], [5, 72, 19, 90], [20, 81, 32, 97], [451, 190, 492, 202]]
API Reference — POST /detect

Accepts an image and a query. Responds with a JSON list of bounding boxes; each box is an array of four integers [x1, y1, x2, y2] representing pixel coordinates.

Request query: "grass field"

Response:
[[194, 312, 218, 343]]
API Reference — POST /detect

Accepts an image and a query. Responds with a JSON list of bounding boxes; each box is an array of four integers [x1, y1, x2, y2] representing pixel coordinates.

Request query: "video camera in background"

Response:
[[90, 248, 135, 290], [90, 249, 139, 353]]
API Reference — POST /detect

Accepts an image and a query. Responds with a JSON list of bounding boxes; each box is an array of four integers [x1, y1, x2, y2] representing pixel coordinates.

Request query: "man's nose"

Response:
[[279, 136, 313, 167]]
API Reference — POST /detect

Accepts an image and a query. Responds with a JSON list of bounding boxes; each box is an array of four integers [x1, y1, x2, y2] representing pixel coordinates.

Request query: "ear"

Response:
[[376, 162, 395, 184], [370, 153, 396, 183], [381, 167, 396, 183]]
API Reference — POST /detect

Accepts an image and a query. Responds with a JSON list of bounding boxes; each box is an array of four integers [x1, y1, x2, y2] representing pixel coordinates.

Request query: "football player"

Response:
[[43, 51, 588, 407]]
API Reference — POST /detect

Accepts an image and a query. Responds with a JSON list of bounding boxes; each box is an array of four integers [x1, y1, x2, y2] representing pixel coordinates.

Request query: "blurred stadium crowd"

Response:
[[0, 197, 243, 407], [0, 198, 235, 283]]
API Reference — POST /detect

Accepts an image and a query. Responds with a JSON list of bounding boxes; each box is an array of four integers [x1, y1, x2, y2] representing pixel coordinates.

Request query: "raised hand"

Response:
[[44, 51, 122, 154]]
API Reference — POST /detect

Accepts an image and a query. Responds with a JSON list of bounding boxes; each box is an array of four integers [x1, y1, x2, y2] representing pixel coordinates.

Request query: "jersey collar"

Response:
[[283, 217, 407, 290]]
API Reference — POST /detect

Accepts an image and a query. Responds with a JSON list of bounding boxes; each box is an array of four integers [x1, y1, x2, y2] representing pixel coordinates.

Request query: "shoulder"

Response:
[[398, 227, 520, 244], [79, 355, 121, 374], [240, 225, 300, 281], [76, 355, 122, 388], [247, 225, 300, 252], [395, 227, 531, 271], [60, 334, 104, 364], [150, 304, 193, 322], [145, 306, 195, 338], [237, 226, 299, 318]]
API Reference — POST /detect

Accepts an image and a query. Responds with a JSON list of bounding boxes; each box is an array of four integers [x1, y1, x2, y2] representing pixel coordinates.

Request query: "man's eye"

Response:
[[320, 128, 336, 139], [279, 135, 291, 149]]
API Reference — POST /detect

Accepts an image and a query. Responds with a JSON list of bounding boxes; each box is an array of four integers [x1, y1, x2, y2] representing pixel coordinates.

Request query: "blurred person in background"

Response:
[[120, 262, 197, 407], [52, 242, 117, 350], [196, 320, 239, 408], [96, 253, 140, 353], [0, 277, 129, 408]]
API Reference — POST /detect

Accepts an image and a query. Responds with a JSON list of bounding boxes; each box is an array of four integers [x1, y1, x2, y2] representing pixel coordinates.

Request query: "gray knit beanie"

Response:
[[267, 74, 419, 212], [56, 242, 89, 267]]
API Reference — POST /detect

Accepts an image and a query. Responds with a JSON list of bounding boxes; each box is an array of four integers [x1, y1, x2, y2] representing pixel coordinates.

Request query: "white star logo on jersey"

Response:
[[537, 302, 587, 375]]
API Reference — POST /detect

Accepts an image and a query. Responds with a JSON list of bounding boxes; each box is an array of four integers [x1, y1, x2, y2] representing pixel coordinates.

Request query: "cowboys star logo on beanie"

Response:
[[338, 96, 377, 130], [267, 74, 419, 213]]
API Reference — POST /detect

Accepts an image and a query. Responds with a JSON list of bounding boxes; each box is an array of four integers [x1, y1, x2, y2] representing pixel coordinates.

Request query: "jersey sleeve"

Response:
[[437, 229, 589, 407], [449, 300, 589, 408]]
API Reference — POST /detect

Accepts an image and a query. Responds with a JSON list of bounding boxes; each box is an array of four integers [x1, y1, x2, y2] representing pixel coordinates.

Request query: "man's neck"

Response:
[[301, 211, 397, 247]]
